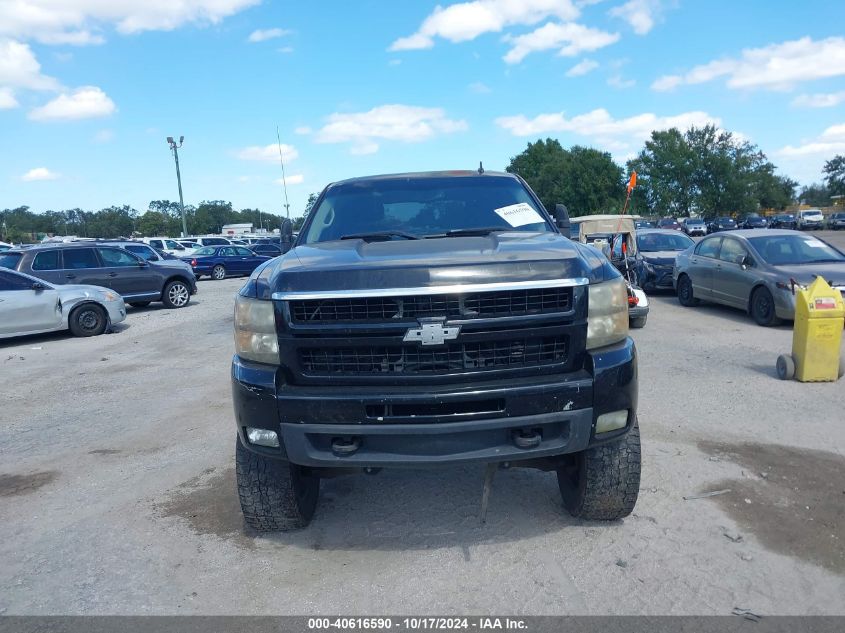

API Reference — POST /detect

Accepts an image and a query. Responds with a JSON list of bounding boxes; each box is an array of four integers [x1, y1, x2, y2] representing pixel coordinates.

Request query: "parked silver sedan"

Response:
[[673, 229, 845, 326], [0, 268, 126, 339]]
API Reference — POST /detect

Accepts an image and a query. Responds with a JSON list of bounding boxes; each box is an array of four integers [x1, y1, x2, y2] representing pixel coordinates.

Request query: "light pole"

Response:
[[166, 136, 188, 237]]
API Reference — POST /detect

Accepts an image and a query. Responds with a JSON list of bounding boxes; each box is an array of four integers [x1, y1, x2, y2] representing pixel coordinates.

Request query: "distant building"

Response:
[[222, 223, 253, 235]]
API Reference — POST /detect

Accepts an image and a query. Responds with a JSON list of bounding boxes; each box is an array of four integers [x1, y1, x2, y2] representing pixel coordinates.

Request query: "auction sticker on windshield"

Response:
[[494, 202, 544, 227], [804, 239, 826, 248]]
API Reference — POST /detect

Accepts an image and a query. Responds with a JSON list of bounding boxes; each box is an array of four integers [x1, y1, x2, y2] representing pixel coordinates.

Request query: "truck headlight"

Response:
[[234, 295, 280, 364], [587, 277, 629, 350]]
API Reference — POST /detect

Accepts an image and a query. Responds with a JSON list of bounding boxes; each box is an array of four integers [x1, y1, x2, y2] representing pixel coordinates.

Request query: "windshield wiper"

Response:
[[340, 231, 419, 241], [424, 227, 511, 238]]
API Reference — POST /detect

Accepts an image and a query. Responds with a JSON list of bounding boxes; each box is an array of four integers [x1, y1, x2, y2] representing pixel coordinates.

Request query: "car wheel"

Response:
[[235, 437, 320, 531], [68, 303, 108, 337], [129, 301, 151, 308], [750, 286, 781, 327], [162, 280, 191, 309], [212, 265, 226, 280], [630, 315, 647, 329], [557, 417, 641, 520], [677, 274, 699, 307]]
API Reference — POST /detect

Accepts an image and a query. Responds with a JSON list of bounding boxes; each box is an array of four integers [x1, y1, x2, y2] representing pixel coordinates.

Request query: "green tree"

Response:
[[629, 124, 795, 216], [506, 139, 625, 215], [823, 155, 845, 196], [799, 183, 831, 206]]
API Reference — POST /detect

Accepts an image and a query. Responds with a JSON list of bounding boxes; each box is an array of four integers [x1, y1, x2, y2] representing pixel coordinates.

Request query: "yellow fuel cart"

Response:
[[776, 277, 845, 381]]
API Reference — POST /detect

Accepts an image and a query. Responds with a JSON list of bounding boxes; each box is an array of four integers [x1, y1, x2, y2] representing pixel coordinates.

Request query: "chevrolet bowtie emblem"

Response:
[[403, 321, 461, 346]]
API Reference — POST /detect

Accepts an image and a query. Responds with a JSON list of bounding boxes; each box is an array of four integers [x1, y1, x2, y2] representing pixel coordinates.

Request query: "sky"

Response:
[[2, 0, 845, 219]]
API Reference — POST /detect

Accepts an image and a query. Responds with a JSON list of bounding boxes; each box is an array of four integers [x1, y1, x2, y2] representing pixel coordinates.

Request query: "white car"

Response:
[[0, 241, 13, 252], [0, 268, 126, 339], [140, 237, 194, 255], [797, 209, 824, 231], [189, 237, 234, 247]]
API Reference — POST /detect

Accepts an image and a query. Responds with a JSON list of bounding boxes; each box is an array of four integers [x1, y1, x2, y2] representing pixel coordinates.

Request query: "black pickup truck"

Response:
[[232, 171, 640, 530]]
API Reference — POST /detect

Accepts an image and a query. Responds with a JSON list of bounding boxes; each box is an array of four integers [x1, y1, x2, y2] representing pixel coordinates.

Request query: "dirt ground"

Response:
[[1, 247, 844, 615]]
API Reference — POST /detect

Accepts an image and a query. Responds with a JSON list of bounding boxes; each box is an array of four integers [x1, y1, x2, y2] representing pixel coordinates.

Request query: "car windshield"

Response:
[[749, 235, 845, 265], [638, 232, 694, 252], [301, 176, 552, 244], [194, 247, 217, 256], [0, 252, 22, 268]]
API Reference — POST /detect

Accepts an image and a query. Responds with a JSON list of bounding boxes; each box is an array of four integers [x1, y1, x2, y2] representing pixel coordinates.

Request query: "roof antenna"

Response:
[[478, 161, 484, 174]]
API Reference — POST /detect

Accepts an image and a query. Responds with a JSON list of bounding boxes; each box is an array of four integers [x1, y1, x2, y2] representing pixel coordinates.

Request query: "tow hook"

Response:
[[331, 437, 361, 456], [513, 429, 541, 449]]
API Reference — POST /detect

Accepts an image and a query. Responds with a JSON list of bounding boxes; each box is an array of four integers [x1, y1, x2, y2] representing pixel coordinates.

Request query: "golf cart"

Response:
[[569, 214, 649, 328]]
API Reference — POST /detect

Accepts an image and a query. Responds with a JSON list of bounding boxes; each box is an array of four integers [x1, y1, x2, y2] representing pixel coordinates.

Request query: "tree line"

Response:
[[507, 124, 845, 218], [1, 199, 312, 243]]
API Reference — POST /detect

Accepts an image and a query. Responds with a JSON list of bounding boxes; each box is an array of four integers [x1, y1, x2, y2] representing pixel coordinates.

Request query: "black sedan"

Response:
[[739, 215, 768, 229], [768, 214, 797, 230], [182, 246, 271, 280], [634, 229, 695, 292], [708, 217, 737, 233]]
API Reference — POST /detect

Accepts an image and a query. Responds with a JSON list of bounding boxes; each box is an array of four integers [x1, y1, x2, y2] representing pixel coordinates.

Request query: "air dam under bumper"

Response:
[[232, 337, 637, 468]]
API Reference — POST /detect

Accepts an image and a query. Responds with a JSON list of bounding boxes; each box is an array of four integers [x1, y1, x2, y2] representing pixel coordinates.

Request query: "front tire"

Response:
[[750, 286, 781, 327], [557, 419, 641, 520], [212, 265, 226, 281], [677, 274, 699, 307], [162, 280, 191, 309], [69, 304, 108, 337], [236, 437, 320, 531]]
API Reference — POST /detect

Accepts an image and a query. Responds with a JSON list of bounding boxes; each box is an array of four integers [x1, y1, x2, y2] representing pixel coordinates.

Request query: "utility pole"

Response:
[[166, 136, 188, 237]]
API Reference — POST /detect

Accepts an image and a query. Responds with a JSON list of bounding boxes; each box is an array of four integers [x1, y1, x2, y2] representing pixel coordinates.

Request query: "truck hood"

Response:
[[253, 232, 610, 299]]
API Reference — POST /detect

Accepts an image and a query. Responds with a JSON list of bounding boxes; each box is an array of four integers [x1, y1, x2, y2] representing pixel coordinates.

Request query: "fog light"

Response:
[[246, 427, 279, 448], [596, 410, 628, 434]]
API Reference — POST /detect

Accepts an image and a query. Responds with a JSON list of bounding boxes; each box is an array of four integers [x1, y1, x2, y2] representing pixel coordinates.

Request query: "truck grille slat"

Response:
[[299, 336, 568, 375], [290, 287, 572, 323]]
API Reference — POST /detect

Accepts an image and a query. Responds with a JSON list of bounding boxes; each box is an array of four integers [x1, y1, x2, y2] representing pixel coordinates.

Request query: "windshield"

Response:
[[0, 252, 22, 268], [194, 247, 217, 256], [638, 232, 694, 252], [749, 235, 845, 265], [302, 176, 552, 244]]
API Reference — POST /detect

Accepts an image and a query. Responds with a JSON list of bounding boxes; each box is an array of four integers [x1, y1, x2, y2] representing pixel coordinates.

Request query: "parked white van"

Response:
[[140, 237, 194, 255]]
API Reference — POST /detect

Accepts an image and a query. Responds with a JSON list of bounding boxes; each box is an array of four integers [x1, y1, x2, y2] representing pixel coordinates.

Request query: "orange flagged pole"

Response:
[[621, 170, 637, 215]]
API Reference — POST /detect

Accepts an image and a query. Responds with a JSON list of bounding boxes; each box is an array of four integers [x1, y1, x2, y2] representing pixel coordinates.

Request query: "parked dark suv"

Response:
[[233, 170, 641, 531], [0, 243, 197, 308]]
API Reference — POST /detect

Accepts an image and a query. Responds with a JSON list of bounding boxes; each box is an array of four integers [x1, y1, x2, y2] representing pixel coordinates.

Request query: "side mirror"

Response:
[[138, 260, 149, 267], [280, 218, 293, 245], [31, 282, 45, 291], [553, 203, 570, 234], [741, 255, 753, 269]]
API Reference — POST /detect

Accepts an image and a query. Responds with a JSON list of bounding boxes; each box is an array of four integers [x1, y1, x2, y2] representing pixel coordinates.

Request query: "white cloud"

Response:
[[294, 126, 312, 135], [791, 91, 845, 109], [28, 86, 116, 121], [0, 0, 261, 43], [248, 28, 291, 43], [22, 167, 60, 181], [468, 81, 492, 93], [275, 174, 304, 186], [607, 74, 635, 89], [389, 0, 580, 51], [0, 39, 60, 91], [236, 144, 299, 163], [777, 123, 845, 158], [652, 36, 845, 92], [495, 107, 720, 153], [566, 58, 599, 77], [608, 0, 662, 35], [503, 22, 619, 64], [0, 86, 18, 109], [313, 104, 468, 154]]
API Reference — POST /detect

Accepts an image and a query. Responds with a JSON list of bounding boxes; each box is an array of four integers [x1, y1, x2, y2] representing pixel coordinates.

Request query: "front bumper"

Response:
[[104, 299, 127, 325], [232, 338, 638, 468]]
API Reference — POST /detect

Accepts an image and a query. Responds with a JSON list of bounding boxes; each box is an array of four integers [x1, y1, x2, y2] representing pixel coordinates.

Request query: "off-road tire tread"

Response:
[[560, 421, 641, 521], [235, 438, 318, 532]]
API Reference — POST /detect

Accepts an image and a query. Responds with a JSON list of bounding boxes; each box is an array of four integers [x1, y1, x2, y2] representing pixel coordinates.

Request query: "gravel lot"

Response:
[[2, 234, 844, 615]]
